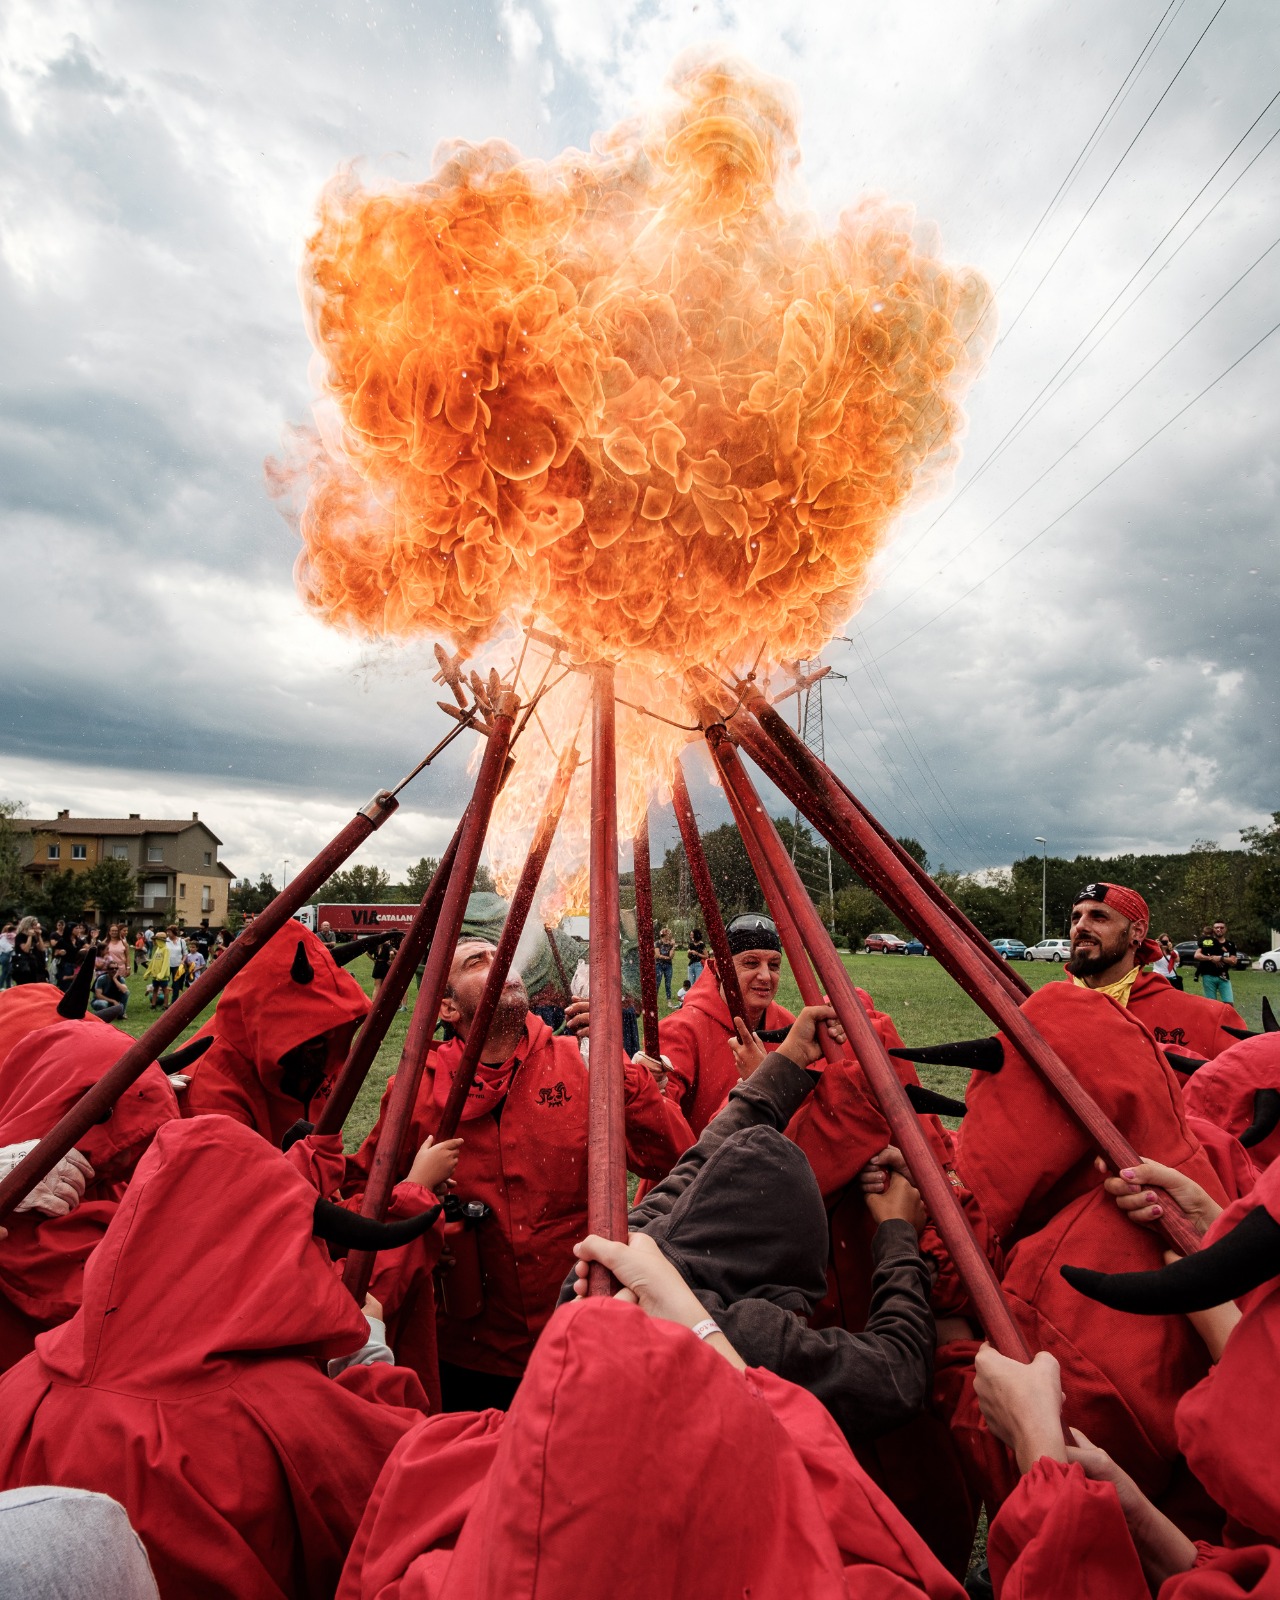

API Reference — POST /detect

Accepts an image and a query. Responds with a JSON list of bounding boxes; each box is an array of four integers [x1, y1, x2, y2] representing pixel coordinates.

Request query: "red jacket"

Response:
[[347, 1015, 688, 1378], [951, 984, 1228, 1521], [658, 965, 794, 1136], [0, 1019, 179, 1371], [338, 1297, 966, 1600], [1184, 1036, 1280, 1171], [0, 1115, 426, 1599], [183, 923, 370, 1145], [1097, 968, 1247, 1060]]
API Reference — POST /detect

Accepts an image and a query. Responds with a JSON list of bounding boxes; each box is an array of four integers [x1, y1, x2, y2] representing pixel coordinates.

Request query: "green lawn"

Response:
[[111, 950, 1280, 1147]]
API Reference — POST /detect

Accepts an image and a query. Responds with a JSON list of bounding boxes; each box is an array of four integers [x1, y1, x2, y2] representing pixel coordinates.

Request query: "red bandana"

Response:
[[1074, 882, 1162, 964]]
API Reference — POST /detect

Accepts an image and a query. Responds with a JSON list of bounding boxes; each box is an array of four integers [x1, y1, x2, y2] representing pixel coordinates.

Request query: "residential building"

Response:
[[16, 811, 235, 928]]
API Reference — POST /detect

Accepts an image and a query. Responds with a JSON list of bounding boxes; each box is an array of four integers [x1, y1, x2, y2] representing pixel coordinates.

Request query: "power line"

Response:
[[868, 89, 1280, 603], [859, 225, 1280, 636], [996, 0, 1230, 348], [991, 0, 1187, 298], [852, 312, 1280, 670]]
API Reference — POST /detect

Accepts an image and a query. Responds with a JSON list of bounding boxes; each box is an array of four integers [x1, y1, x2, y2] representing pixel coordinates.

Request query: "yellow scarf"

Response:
[[1070, 964, 1143, 1008]]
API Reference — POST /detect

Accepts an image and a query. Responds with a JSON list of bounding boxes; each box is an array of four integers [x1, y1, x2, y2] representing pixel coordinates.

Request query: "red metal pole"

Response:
[[314, 821, 465, 1138], [587, 664, 627, 1296], [632, 809, 662, 1059], [712, 688, 1028, 1006], [736, 693, 1202, 1259], [703, 747, 841, 1067], [343, 696, 517, 1301], [670, 763, 749, 1034], [0, 789, 400, 1221], [705, 723, 1031, 1360], [435, 742, 578, 1142], [544, 925, 572, 1003]]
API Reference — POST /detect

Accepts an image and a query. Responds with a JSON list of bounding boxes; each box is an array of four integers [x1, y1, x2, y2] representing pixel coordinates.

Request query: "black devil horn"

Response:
[[1060, 1202, 1280, 1315], [1264, 996, 1278, 1034], [1164, 1051, 1208, 1075], [312, 1197, 442, 1250], [331, 930, 400, 968], [56, 948, 98, 1020], [890, 1037, 1005, 1074], [281, 1118, 315, 1152], [1239, 1089, 1280, 1150], [756, 1026, 792, 1045], [904, 1082, 968, 1118], [1224, 1026, 1260, 1041], [290, 940, 315, 984], [156, 1034, 213, 1073]]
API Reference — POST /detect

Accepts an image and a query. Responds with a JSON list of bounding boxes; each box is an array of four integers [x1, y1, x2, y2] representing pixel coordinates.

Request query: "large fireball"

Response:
[[282, 56, 993, 679]]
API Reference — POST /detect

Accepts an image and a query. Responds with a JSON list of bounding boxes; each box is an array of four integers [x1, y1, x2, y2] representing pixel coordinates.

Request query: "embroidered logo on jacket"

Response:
[[1153, 1026, 1187, 1046], [537, 1081, 572, 1108]]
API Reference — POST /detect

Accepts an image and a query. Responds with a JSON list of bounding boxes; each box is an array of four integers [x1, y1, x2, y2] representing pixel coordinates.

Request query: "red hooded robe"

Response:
[[0, 984, 64, 1068], [347, 1014, 687, 1379], [0, 1018, 179, 1371], [0, 1115, 426, 1600], [337, 1296, 967, 1600], [1087, 969, 1246, 1061], [183, 923, 370, 1145], [947, 983, 1228, 1528], [988, 1159, 1280, 1597], [1184, 1035, 1280, 1172]]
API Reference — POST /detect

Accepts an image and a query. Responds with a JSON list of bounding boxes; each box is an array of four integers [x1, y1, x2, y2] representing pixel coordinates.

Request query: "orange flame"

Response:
[[277, 56, 993, 900]]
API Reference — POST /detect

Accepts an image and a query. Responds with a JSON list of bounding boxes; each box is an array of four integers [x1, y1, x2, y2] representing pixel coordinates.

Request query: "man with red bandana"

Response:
[[1066, 882, 1246, 1060]]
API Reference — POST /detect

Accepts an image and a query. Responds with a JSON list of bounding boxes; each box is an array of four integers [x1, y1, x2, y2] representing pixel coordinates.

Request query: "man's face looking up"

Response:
[[1066, 901, 1137, 978]]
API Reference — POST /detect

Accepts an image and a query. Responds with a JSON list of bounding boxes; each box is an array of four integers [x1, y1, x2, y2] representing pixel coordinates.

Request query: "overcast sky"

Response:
[[2, 0, 1277, 886]]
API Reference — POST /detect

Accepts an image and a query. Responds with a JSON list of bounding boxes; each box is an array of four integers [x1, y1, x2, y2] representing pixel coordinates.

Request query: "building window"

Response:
[[178, 882, 186, 900], [113, 845, 128, 860], [71, 844, 87, 860], [147, 846, 163, 863], [46, 844, 60, 860], [201, 885, 213, 913], [202, 851, 212, 867], [142, 878, 168, 909]]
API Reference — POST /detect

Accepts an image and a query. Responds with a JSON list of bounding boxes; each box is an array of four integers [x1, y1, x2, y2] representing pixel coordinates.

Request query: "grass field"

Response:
[[112, 949, 1280, 1146]]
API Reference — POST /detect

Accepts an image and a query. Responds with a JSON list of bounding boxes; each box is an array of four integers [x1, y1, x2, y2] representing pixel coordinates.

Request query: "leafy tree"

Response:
[[317, 864, 391, 904], [833, 884, 897, 948], [1242, 812, 1280, 937], [403, 856, 440, 902], [472, 863, 496, 895], [230, 873, 278, 924], [896, 837, 929, 871], [0, 800, 24, 920], [32, 870, 88, 925], [81, 858, 136, 924]]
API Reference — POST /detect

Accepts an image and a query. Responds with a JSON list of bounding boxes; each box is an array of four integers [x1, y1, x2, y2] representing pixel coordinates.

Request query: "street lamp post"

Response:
[[1034, 838, 1047, 942], [282, 858, 291, 889]]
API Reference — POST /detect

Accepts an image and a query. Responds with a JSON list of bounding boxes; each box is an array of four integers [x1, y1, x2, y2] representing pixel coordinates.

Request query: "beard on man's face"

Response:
[[1065, 921, 1132, 977]]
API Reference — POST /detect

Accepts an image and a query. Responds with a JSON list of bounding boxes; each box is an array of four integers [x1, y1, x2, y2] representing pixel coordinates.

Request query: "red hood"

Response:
[[1183, 1034, 1280, 1169], [0, 1019, 179, 1189], [957, 983, 1224, 1244], [348, 1297, 960, 1599], [187, 924, 370, 1130], [0, 985, 64, 1070], [1176, 1159, 1280, 1541], [35, 1114, 370, 1394]]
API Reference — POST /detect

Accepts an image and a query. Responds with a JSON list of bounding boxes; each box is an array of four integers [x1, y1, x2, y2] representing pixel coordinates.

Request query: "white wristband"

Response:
[[690, 1317, 720, 1342]]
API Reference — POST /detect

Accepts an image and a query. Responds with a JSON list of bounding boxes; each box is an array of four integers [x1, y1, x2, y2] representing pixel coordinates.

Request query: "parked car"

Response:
[[1174, 941, 1200, 963], [1174, 940, 1254, 971], [1258, 949, 1280, 974], [1026, 938, 1072, 962], [902, 938, 927, 956], [863, 932, 907, 954], [990, 938, 1028, 961]]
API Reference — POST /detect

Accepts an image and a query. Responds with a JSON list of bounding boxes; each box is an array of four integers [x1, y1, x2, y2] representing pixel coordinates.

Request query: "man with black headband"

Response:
[[655, 913, 796, 1139], [1066, 882, 1246, 1061]]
